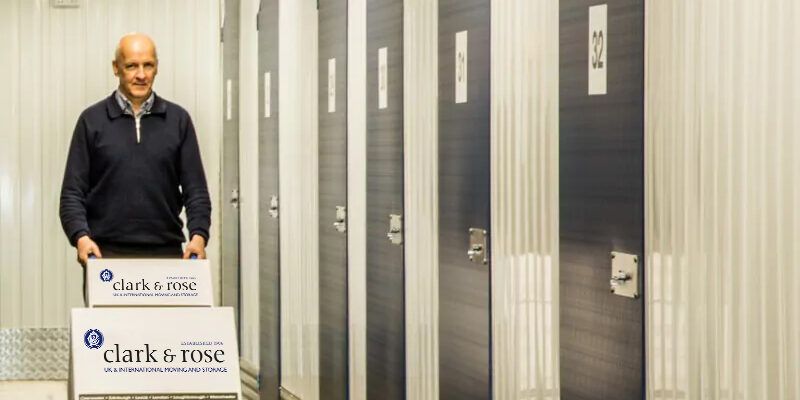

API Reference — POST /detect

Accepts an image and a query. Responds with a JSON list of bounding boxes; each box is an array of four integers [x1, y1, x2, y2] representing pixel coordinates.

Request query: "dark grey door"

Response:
[[258, 0, 280, 399], [318, 1, 348, 399], [366, 0, 405, 398], [559, 1, 645, 399], [438, 1, 491, 399], [221, 0, 241, 334]]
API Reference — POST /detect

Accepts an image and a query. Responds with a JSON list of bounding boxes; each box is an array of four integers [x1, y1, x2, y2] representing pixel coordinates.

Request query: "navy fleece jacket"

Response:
[[59, 92, 211, 247]]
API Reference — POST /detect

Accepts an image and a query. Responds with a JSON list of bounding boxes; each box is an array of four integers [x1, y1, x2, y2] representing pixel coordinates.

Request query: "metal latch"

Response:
[[230, 189, 240, 209], [610, 252, 639, 299], [468, 228, 488, 264], [269, 195, 279, 219], [333, 206, 347, 233], [610, 270, 630, 286], [386, 214, 403, 245]]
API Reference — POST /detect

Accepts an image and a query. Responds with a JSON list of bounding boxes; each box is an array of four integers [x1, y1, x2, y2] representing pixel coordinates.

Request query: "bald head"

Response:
[[112, 33, 159, 108], [114, 33, 158, 66]]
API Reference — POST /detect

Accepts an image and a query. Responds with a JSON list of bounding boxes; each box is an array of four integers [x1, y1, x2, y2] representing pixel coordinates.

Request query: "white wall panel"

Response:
[[491, 0, 560, 398], [403, 1, 439, 399], [646, 1, 800, 399], [347, 0, 368, 399], [0, 0, 222, 328], [279, 0, 319, 398]]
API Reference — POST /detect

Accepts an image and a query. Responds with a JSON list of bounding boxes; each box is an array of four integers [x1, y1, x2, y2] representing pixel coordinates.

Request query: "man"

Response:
[[59, 33, 211, 265]]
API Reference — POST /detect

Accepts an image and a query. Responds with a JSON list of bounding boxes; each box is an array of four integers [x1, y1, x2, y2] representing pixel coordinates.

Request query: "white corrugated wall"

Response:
[[491, 0, 560, 399], [0, 0, 222, 328], [645, 1, 800, 399], [278, 0, 319, 398], [403, 0, 439, 399], [347, 0, 368, 399]]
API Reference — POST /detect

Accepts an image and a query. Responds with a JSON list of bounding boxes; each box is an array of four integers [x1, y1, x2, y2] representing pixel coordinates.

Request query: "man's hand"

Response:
[[76, 235, 102, 266], [183, 234, 206, 259]]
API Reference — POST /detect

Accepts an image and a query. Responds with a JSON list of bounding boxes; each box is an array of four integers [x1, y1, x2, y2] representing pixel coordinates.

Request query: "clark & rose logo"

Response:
[[100, 269, 113, 282], [84, 329, 105, 349]]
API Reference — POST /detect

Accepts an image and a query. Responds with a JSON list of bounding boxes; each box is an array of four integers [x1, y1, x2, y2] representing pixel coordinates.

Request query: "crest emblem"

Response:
[[84, 329, 104, 349], [100, 269, 113, 282]]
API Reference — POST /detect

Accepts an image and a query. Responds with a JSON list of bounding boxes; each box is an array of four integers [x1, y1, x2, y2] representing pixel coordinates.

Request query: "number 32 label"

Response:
[[588, 4, 607, 95]]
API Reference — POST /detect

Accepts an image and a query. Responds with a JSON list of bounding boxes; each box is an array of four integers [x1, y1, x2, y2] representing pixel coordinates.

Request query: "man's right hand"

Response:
[[77, 235, 102, 266]]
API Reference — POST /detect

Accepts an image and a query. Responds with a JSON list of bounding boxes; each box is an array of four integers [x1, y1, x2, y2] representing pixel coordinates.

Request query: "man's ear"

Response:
[[111, 60, 119, 77]]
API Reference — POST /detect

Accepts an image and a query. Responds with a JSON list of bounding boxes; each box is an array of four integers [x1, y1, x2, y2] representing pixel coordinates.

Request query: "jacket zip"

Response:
[[135, 115, 142, 143]]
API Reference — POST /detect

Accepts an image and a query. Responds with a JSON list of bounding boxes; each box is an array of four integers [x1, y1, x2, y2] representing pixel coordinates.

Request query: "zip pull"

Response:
[[135, 116, 141, 143]]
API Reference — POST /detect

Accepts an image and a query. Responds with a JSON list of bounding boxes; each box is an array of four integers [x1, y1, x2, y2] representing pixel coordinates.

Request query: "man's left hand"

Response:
[[183, 234, 207, 259]]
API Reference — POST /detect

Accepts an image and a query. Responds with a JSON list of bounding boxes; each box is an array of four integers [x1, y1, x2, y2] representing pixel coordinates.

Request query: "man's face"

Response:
[[112, 38, 158, 103]]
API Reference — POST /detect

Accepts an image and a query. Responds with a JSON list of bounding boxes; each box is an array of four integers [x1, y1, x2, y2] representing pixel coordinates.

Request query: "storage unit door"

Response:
[[559, 1, 645, 399], [438, 1, 492, 399], [366, 0, 405, 398], [222, 0, 241, 335], [258, 0, 281, 398], [318, 0, 349, 399]]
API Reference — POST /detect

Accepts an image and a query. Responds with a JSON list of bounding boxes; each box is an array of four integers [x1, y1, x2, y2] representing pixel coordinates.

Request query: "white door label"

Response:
[[264, 72, 271, 118], [328, 58, 336, 113], [72, 308, 241, 399], [455, 30, 468, 104], [86, 259, 214, 307], [588, 4, 608, 95], [226, 79, 233, 120], [378, 47, 388, 109]]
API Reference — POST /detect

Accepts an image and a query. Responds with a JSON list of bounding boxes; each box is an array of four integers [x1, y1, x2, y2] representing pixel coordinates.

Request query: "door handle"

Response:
[[333, 206, 346, 233], [609, 252, 639, 299], [467, 244, 483, 258], [230, 189, 240, 209], [387, 214, 403, 245], [268, 195, 279, 219], [468, 228, 488, 265], [609, 270, 630, 287]]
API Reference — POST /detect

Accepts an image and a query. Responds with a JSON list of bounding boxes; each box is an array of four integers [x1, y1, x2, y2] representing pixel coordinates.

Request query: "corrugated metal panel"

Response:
[[279, 0, 319, 398], [645, 1, 800, 399], [491, 0, 560, 398], [0, 0, 222, 328], [403, 1, 439, 399], [0, 328, 69, 381], [347, 0, 368, 399]]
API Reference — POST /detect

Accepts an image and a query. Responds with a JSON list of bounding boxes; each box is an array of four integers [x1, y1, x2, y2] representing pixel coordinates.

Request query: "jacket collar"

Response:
[[106, 91, 168, 119]]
